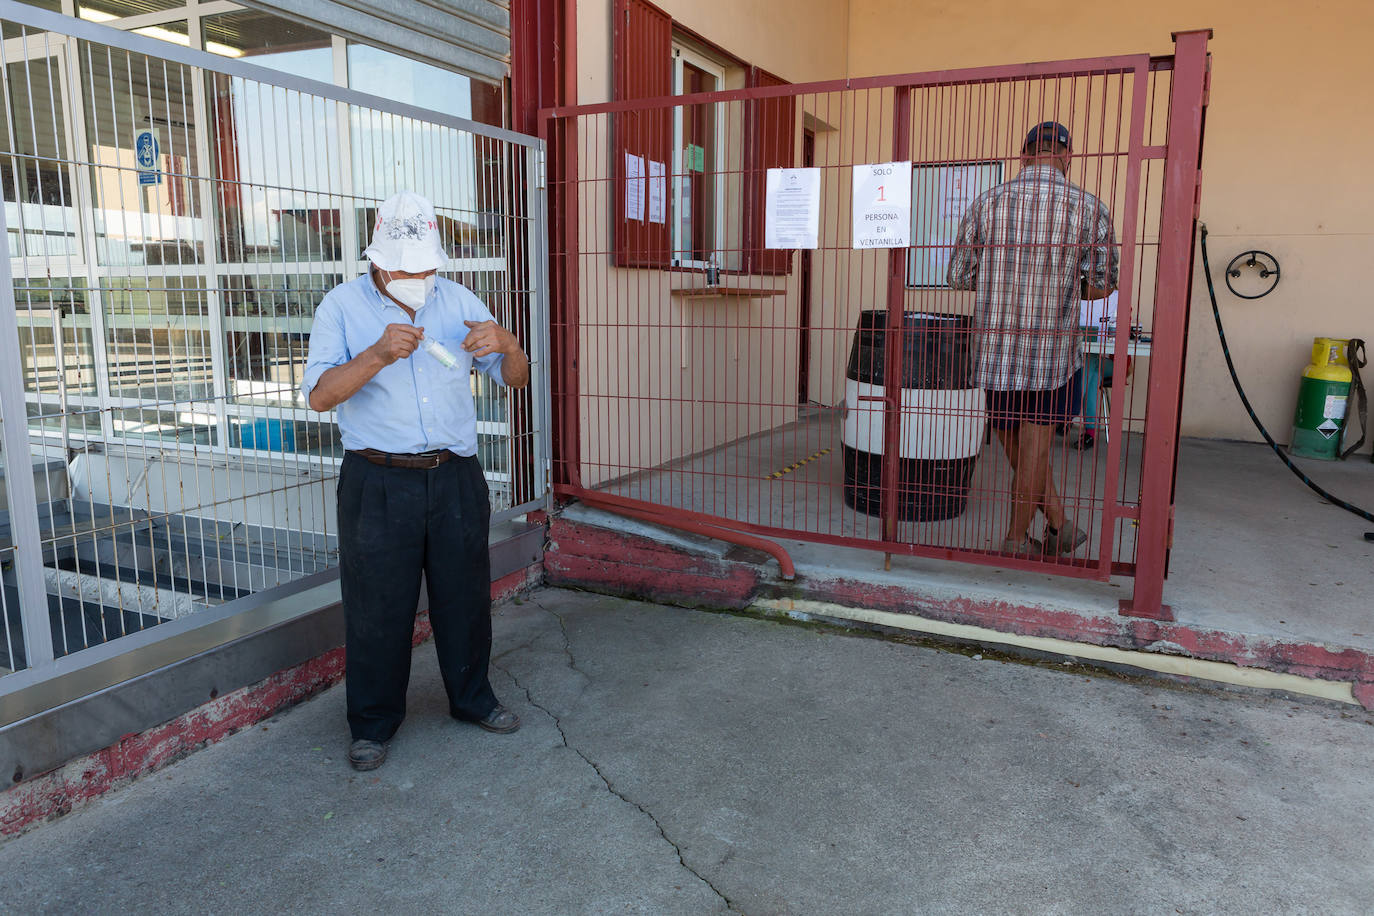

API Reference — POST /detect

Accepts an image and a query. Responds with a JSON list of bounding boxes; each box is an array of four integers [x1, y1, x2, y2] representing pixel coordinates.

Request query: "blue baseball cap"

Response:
[[1024, 121, 1071, 151]]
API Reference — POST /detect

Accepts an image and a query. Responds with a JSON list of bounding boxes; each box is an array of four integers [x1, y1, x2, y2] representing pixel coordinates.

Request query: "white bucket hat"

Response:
[[363, 190, 447, 273]]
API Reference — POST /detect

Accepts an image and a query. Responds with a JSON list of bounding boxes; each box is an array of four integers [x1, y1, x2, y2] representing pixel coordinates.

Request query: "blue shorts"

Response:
[[986, 380, 1076, 431]]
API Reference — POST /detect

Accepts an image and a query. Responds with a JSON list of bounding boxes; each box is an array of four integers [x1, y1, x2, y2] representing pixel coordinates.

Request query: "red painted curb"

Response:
[[546, 517, 1374, 697], [1353, 683, 1374, 711], [0, 647, 347, 839], [1, 564, 543, 840], [546, 519, 762, 610]]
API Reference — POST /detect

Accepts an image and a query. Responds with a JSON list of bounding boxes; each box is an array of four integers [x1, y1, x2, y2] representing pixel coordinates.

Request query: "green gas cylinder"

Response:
[[1290, 337, 1352, 460]]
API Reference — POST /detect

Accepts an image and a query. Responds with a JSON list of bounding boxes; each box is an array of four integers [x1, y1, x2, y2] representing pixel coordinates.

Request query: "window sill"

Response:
[[670, 286, 786, 300]]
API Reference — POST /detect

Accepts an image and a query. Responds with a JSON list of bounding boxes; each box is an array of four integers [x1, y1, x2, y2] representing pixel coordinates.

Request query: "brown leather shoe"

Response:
[[348, 738, 387, 771], [477, 704, 521, 734]]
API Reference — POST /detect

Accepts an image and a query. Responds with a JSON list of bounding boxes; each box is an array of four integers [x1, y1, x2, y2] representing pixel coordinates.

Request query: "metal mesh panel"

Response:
[[548, 48, 1203, 590], [0, 9, 548, 676], [0, 411, 27, 675]]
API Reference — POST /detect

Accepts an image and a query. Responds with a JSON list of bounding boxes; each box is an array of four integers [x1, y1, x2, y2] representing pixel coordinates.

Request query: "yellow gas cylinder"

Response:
[[1290, 338, 1352, 460]]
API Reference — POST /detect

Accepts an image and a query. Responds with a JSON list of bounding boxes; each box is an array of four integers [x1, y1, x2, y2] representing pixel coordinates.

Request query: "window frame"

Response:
[[612, 0, 793, 276], [669, 42, 725, 271]]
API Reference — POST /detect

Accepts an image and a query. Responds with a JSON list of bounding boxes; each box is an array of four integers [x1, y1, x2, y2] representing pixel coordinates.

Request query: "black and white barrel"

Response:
[[841, 310, 986, 522]]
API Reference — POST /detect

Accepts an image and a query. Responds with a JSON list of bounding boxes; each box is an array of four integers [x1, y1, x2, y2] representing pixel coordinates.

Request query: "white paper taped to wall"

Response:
[[648, 159, 666, 224], [624, 153, 645, 221], [765, 167, 821, 249]]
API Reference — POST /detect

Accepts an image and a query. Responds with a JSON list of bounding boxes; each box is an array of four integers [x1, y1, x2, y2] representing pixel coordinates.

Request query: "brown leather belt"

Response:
[[349, 448, 455, 470]]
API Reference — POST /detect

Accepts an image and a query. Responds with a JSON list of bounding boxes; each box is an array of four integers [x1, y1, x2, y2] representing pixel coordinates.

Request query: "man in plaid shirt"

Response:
[[948, 121, 1119, 556]]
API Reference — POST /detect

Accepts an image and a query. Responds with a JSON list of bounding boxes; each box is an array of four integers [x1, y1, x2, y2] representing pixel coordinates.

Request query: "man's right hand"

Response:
[[369, 323, 424, 365]]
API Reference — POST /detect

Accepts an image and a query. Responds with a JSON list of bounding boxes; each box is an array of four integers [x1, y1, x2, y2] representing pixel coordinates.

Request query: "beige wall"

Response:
[[569, 0, 1373, 483], [577, 0, 850, 105], [848, 0, 1374, 453], [573, 1, 850, 485]]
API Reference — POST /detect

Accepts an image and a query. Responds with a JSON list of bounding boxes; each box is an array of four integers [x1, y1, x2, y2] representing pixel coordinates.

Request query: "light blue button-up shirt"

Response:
[[301, 273, 506, 456]]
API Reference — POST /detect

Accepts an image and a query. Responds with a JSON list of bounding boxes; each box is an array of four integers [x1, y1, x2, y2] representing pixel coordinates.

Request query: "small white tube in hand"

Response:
[[420, 336, 461, 370]]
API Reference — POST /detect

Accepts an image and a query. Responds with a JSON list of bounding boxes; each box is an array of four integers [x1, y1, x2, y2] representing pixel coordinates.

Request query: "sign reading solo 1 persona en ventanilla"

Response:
[[851, 162, 911, 249]]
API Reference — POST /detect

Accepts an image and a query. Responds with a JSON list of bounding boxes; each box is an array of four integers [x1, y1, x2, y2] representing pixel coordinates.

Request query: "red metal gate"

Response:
[[542, 31, 1210, 620]]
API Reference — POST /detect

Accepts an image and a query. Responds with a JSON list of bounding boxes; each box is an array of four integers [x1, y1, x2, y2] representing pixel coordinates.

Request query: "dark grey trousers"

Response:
[[337, 450, 497, 741]]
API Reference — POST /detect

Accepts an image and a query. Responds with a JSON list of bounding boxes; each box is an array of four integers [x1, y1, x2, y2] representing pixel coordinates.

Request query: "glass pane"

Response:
[[221, 272, 339, 409], [26, 398, 104, 436], [111, 404, 216, 444], [228, 415, 341, 457], [675, 63, 718, 264], [346, 42, 486, 233], [473, 374, 506, 425], [207, 71, 342, 264], [200, 10, 333, 82], [478, 432, 510, 510], [79, 0, 185, 17], [13, 278, 98, 411], [128, 19, 190, 49], [2, 51, 81, 261], [80, 34, 205, 267], [2, 1, 63, 41], [346, 43, 473, 119], [100, 275, 214, 411]]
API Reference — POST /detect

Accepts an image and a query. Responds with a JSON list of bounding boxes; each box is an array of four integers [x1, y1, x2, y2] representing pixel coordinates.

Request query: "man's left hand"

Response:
[[462, 320, 518, 358]]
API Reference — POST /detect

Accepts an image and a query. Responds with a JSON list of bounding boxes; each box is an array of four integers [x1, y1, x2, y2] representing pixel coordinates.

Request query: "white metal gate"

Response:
[[0, 1, 550, 691]]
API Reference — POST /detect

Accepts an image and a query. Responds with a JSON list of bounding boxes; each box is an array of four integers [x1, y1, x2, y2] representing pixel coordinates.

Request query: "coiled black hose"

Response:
[[1198, 223, 1374, 539]]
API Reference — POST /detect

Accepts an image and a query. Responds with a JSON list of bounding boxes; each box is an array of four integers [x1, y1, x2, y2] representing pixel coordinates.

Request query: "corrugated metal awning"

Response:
[[239, 0, 510, 84]]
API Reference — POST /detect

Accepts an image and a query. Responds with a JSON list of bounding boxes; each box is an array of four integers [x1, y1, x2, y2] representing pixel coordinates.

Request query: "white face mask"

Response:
[[383, 273, 435, 309]]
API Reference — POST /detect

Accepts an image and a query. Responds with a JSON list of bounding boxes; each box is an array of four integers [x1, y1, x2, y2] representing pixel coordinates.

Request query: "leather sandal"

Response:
[[477, 704, 521, 734]]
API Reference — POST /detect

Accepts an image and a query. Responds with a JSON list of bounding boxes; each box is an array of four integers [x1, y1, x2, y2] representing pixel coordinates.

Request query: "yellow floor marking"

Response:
[[766, 447, 832, 480]]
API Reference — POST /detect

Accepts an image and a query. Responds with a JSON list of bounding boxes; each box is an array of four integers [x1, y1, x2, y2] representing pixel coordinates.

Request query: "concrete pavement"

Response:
[[2, 588, 1372, 914]]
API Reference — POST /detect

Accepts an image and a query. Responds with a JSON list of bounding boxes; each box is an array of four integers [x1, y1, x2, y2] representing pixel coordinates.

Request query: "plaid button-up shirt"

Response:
[[947, 164, 1119, 392]]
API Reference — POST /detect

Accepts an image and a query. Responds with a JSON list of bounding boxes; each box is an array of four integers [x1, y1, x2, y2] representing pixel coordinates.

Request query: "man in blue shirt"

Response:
[[303, 191, 530, 771]]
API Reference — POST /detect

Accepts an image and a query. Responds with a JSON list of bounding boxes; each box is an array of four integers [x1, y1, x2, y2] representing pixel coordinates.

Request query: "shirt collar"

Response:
[[1018, 164, 1067, 184]]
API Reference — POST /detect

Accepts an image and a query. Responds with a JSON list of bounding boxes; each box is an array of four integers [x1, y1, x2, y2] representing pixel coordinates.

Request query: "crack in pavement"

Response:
[[491, 600, 739, 914], [490, 639, 537, 663]]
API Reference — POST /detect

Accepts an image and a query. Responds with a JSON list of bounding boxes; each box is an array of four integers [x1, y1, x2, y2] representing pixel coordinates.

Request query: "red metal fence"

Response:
[[543, 32, 1210, 619]]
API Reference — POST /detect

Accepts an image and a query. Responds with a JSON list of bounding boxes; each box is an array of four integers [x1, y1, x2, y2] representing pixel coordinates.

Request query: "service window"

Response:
[[671, 46, 725, 268]]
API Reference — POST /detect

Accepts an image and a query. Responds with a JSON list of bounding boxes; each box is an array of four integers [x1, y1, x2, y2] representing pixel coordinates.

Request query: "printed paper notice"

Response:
[[1079, 290, 1120, 329], [624, 153, 645, 222], [765, 168, 821, 249], [648, 159, 666, 224], [852, 162, 911, 249], [907, 162, 1002, 287]]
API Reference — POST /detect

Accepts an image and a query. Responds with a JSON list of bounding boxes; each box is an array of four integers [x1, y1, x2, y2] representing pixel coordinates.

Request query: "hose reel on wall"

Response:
[[1199, 224, 1374, 540]]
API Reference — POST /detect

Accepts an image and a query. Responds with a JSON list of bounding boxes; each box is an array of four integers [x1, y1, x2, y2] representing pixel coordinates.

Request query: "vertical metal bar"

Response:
[[1123, 30, 1210, 620], [879, 86, 912, 546], [189, 59, 229, 462], [527, 143, 554, 510], [551, 111, 581, 490], [1093, 60, 1149, 580], [0, 197, 58, 670]]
